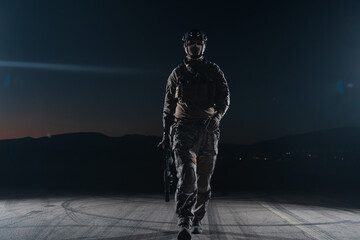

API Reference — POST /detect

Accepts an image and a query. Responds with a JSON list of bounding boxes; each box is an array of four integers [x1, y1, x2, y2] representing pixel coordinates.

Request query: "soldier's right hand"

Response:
[[157, 132, 171, 149]]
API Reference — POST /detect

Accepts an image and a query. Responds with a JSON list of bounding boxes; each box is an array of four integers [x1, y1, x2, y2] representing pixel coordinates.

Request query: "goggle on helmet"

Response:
[[182, 29, 208, 45]]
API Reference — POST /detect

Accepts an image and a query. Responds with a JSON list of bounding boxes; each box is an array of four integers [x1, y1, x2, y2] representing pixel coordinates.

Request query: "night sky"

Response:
[[0, 0, 359, 144]]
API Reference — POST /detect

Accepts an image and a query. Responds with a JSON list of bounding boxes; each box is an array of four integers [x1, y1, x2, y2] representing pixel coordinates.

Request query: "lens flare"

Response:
[[337, 80, 344, 94], [0, 60, 158, 75], [346, 82, 355, 88], [3, 73, 10, 87]]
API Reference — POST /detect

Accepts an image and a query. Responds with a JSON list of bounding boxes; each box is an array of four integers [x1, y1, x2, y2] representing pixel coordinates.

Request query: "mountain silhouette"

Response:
[[0, 127, 359, 193]]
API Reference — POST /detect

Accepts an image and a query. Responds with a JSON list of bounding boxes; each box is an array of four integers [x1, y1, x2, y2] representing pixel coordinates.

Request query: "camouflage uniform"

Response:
[[162, 56, 230, 222]]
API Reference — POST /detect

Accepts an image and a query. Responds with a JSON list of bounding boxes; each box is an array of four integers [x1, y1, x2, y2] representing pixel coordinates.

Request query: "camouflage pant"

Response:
[[170, 119, 220, 221]]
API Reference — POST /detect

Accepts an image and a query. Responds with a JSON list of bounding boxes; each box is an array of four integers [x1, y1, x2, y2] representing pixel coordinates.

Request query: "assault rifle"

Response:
[[162, 144, 174, 202]]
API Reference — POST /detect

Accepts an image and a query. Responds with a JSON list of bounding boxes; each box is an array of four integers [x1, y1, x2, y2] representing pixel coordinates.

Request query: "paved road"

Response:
[[0, 191, 360, 239]]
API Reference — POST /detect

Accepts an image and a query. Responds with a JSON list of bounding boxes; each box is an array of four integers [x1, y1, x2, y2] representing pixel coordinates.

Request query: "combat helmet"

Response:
[[182, 29, 208, 43]]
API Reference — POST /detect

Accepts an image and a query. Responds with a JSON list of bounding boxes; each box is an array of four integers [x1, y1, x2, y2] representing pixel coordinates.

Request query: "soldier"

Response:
[[158, 29, 230, 240]]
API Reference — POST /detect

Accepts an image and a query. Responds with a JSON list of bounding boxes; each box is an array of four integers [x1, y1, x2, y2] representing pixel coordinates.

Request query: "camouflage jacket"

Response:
[[162, 57, 230, 134]]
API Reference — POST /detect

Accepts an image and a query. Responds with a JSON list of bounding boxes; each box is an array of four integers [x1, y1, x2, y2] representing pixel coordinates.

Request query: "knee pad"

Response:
[[197, 171, 212, 193], [181, 162, 197, 193], [198, 189, 211, 201], [198, 186, 210, 193]]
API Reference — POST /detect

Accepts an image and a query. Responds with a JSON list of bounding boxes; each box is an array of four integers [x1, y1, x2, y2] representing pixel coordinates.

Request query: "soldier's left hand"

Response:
[[204, 115, 220, 132]]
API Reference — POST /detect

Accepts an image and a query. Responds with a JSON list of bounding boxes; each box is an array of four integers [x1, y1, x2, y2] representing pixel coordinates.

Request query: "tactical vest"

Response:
[[174, 63, 216, 108]]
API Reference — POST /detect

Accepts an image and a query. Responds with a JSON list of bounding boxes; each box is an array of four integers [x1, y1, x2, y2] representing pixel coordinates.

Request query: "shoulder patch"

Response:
[[205, 61, 220, 74], [205, 60, 217, 68], [175, 63, 187, 76]]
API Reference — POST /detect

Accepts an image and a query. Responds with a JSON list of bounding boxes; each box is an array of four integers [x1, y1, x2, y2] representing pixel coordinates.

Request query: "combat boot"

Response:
[[191, 218, 203, 234], [177, 217, 192, 240]]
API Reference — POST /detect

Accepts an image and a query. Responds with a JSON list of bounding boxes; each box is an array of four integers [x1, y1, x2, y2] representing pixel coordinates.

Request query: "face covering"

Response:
[[186, 41, 204, 59]]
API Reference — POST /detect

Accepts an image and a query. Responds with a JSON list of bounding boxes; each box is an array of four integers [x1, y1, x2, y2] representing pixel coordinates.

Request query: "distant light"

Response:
[[239, 157, 242, 161], [47, 133, 51, 138], [264, 157, 269, 160], [308, 154, 312, 158], [285, 152, 291, 155]]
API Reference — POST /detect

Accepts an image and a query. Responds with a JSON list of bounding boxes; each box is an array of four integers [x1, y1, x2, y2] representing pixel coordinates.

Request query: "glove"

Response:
[[157, 132, 171, 149], [204, 114, 221, 132]]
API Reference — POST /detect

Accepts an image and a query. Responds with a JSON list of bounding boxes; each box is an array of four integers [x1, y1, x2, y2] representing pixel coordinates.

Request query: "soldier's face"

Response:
[[185, 40, 206, 57]]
